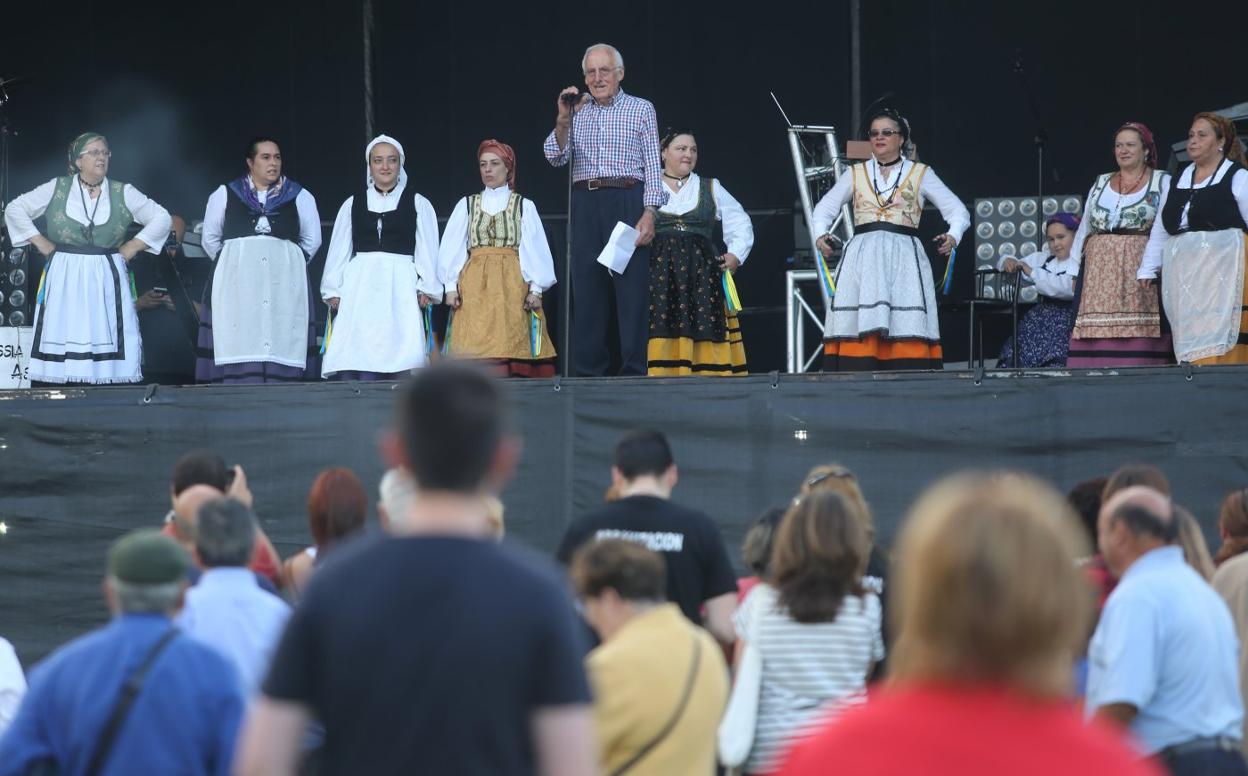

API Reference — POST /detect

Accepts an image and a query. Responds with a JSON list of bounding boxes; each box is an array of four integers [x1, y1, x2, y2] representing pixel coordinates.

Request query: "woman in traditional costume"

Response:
[[812, 109, 968, 371], [320, 134, 440, 379], [438, 140, 557, 377], [1066, 122, 1172, 367], [5, 132, 171, 385], [997, 214, 1079, 368], [1141, 112, 1248, 365], [645, 129, 753, 376], [196, 137, 321, 383]]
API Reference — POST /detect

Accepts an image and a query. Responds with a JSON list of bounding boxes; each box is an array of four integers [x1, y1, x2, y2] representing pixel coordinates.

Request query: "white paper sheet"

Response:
[[596, 221, 638, 274]]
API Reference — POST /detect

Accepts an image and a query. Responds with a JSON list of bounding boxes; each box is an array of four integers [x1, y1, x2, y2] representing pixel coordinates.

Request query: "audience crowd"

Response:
[[0, 362, 1245, 775]]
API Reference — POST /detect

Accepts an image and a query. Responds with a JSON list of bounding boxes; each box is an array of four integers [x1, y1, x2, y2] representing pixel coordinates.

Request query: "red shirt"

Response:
[[160, 522, 280, 584], [779, 683, 1162, 776]]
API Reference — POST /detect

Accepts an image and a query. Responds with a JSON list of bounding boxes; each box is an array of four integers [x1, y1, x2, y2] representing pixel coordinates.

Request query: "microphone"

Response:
[[561, 91, 583, 105]]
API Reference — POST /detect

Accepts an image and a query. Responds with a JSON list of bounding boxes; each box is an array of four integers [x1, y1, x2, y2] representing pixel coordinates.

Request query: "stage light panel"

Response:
[[972, 195, 1083, 301]]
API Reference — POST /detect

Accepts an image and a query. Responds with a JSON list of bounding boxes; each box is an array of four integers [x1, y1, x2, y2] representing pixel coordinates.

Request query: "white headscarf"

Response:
[[365, 134, 407, 190]]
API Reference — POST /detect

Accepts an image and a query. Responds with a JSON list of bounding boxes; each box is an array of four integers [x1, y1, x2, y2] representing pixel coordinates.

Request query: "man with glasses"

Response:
[[544, 43, 666, 376], [1087, 486, 1246, 776]]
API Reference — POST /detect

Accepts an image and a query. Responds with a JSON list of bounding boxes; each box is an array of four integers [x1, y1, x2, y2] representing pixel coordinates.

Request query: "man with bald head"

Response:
[[161, 449, 280, 587], [1087, 486, 1247, 775]]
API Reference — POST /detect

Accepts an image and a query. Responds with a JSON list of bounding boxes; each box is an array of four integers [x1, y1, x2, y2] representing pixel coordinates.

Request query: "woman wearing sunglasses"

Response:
[[5, 133, 171, 385], [811, 109, 969, 371]]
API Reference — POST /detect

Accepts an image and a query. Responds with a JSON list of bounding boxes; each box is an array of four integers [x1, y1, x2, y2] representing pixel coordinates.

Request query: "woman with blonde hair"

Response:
[[1174, 505, 1216, 582], [780, 472, 1159, 776]]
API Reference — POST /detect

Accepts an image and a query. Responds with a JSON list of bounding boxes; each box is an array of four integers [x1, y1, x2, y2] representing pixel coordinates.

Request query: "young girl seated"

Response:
[[997, 213, 1080, 368]]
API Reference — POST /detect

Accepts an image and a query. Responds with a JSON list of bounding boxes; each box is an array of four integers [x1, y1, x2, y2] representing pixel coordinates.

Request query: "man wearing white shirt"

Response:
[[1087, 486, 1246, 776], [178, 498, 289, 697]]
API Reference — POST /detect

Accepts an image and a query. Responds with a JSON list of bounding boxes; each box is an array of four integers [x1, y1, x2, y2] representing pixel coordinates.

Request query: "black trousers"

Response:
[[1161, 744, 1248, 776], [570, 185, 650, 376]]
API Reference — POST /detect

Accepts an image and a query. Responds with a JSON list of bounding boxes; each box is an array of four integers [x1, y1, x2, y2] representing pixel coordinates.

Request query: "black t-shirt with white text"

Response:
[[556, 495, 738, 623], [263, 533, 591, 776]]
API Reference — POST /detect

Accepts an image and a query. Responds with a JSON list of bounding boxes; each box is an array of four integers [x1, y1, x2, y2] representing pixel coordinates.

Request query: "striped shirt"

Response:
[[543, 89, 667, 209], [734, 583, 884, 774]]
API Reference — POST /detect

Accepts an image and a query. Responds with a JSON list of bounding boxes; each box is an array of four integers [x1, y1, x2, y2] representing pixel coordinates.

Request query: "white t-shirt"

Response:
[[734, 583, 884, 774]]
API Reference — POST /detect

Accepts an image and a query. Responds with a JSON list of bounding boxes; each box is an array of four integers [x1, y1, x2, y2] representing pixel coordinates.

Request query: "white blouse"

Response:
[[5, 177, 171, 254], [437, 185, 558, 296], [658, 172, 754, 263], [1139, 160, 1248, 278], [1068, 171, 1172, 276], [320, 181, 442, 300], [201, 184, 322, 261], [810, 158, 971, 241], [996, 250, 1075, 300]]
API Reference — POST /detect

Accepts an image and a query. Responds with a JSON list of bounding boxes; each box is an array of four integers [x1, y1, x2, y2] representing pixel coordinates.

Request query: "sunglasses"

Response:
[[804, 468, 856, 488], [868, 129, 903, 139]]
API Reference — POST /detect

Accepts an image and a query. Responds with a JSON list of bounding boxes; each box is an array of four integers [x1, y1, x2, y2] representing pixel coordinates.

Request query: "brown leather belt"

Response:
[[574, 177, 640, 191]]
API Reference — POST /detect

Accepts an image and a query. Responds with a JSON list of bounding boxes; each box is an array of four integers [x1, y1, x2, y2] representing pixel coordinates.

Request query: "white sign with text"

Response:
[[0, 327, 34, 389]]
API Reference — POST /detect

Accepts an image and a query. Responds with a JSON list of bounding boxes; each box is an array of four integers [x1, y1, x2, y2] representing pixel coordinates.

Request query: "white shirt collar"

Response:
[[481, 185, 512, 206]]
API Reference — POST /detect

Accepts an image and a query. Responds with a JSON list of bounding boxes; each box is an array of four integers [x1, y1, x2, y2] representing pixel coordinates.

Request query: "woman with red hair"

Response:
[[1141, 112, 1248, 364], [437, 140, 557, 376], [1067, 122, 1173, 367], [280, 467, 369, 598]]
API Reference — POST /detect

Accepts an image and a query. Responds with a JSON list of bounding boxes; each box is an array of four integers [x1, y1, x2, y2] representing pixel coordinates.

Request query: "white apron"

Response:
[[210, 235, 309, 368], [321, 251, 427, 376], [1162, 229, 1245, 362], [30, 251, 142, 384]]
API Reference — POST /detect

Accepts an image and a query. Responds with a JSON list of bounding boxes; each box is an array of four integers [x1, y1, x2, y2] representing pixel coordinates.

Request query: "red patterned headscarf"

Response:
[[1116, 122, 1159, 167], [477, 139, 517, 190]]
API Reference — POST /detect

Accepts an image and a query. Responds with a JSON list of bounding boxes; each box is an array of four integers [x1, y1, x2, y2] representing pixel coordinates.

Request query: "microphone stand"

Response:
[[560, 98, 576, 378], [1011, 51, 1059, 370], [1012, 52, 1053, 245]]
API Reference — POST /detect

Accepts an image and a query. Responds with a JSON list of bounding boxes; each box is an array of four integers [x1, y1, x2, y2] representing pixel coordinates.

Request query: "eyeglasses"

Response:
[[584, 67, 620, 78], [79, 149, 112, 159], [868, 129, 902, 139]]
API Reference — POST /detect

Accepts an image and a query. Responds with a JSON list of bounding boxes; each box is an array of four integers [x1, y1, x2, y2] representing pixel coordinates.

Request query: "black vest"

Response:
[[221, 187, 303, 244], [1161, 161, 1248, 234], [351, 185, 418, 255]]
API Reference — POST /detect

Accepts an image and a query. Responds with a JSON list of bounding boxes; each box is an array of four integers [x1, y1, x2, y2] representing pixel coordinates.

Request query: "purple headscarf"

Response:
[[1046, 212, 1080, 232]]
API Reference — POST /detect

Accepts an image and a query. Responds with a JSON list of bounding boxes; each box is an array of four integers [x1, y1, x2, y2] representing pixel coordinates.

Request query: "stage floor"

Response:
[[2, 364, 1246, 663]]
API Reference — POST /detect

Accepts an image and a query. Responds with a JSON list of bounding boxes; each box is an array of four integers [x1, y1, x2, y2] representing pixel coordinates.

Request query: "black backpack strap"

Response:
[[608, 628, 704, 776], [84, 628, 179, 776]]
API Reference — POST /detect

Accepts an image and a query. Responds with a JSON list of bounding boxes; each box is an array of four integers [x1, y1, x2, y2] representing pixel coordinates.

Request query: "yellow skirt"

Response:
[[449, 246, 555, 361], [647, 309, 746, 376]]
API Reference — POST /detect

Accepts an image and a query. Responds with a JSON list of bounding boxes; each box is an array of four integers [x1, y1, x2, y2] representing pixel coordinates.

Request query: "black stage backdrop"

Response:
[[3, 367, 1248, 663], [1, 0, 1232, 370]]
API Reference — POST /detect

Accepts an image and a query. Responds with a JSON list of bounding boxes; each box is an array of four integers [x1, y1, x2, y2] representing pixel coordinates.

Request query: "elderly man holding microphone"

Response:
[[544, 43, 666, 376]]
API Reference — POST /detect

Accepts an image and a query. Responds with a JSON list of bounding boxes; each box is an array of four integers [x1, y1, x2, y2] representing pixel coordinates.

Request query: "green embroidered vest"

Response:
[[468, 192, 523, 249], [45, 176, 132, 249], [655, 177, 717, 239]]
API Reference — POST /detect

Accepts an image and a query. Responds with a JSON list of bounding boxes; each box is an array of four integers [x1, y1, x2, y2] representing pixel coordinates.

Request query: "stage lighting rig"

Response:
[[973, 195, 1082, 300]]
